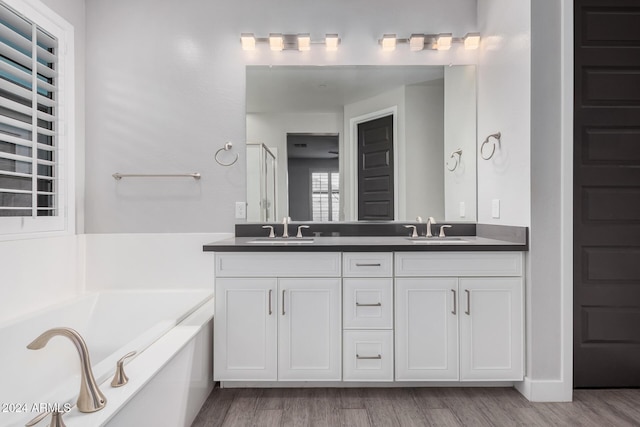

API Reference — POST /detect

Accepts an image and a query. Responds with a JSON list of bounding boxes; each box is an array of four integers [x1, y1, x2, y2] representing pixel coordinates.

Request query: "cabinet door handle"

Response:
[[451, 289, 457, 315], [282, 289, 286, 315], [465, 289, 471, 315], [356, 302, 382, 307], [356, 354, 382, 360], [355, 263, 381, 267], [268, 289, 272, 315]]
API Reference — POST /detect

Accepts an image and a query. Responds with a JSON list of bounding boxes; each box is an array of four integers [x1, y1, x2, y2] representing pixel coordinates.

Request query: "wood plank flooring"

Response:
[[191, 387, 640, 427]]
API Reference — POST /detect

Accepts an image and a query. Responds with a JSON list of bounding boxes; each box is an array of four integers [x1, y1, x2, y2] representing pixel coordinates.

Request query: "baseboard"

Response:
[[221, 381, 515, 388], [515, 377, 572, 402]]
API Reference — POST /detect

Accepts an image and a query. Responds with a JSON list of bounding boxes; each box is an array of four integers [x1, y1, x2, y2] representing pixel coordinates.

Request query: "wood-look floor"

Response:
[[191, 386, 640, 427]]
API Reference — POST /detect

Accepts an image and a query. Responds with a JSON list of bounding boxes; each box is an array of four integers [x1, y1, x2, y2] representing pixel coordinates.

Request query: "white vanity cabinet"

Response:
[[395, 252, 524, 381], [213, 252, 342, 381], [342, 253, 394, 382]]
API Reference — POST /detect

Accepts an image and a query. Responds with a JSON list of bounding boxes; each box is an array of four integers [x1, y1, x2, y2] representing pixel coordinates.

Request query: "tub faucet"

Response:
[[27, 327, 107, 413]]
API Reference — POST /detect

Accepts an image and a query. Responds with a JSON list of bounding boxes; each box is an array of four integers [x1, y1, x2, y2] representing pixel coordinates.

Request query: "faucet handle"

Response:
[[296, 225, 310, 238], [404, 225, 418, 238], [439, 225, 452, 238], [111, 351, 137, 387], [262, 225, 275, 238], [25, 410, 66, 427]]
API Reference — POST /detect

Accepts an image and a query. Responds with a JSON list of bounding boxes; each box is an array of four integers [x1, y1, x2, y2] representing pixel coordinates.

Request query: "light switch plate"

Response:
[[491, 199, 500, 219], [235, 202, 246, 219], [459, 201, 466, 218]]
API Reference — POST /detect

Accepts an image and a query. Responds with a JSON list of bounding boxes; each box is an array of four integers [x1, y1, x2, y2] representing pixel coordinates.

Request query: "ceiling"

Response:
[[246, 66, 444, 114]]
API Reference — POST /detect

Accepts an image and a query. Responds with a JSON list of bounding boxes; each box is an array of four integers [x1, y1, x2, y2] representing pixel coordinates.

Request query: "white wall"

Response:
[[477, 0, 531, 226], [0, 236, 82, 325], [444, 65, 477, 222], [83, 233, 231, 291], [405, 83, 445, 221], [524, 0, 572, 402], [246, 112, 343, 219], [84, 0, 478, 233]]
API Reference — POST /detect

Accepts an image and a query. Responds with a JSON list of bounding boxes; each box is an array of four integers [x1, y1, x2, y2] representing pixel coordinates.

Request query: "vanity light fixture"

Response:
[[240, 33, 256, 51], [436, 33, 453, 50], [297, 33, 311, 51], [269, 33, 284, 51], [239, 33, 340, 52], [325, 34, 340, 51], [380, 32, 481, 51], [381, 34, 397, 51], [409, 34, 425, 51], [464, 32, 481, 50]]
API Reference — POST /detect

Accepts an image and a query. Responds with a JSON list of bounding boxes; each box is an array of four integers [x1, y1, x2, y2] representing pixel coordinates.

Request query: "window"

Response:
[[0, 0, 74, 237], [311, 170, 339, 222]]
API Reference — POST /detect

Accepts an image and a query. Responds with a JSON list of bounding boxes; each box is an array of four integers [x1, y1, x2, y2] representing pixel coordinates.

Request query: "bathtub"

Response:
[[0, 290, 214, 427]]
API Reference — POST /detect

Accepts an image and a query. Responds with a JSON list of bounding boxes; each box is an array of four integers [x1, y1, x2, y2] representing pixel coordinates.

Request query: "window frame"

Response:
[[0, 0, 75, 240]]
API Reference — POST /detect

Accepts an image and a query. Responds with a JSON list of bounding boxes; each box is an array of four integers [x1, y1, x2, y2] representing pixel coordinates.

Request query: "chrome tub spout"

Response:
[[27, 327, 107, 413]]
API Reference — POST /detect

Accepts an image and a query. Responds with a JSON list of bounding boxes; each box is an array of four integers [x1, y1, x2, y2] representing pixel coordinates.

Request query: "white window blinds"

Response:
[[0, 3, 58, 218]]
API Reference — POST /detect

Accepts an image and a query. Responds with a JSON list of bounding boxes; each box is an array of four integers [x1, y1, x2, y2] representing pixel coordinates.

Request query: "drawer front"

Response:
[[343, 330, 394, 381], [395, 252, 524, 277], [343, 278, 393, 329], [343, 253, 393, 277], [215, 252, 341, 277]]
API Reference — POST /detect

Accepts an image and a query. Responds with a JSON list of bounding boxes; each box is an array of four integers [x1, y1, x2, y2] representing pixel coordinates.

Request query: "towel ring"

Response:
[[215, 142, 239, 167], [480, 132, 501, 160], [446, 148, 463, 171]]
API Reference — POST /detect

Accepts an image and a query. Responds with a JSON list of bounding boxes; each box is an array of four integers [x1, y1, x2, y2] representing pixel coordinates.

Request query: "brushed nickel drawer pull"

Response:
[[465, 289, 471, 315], [356, 354, 382, 360], [451, 289, 457, 315], [282, 290, 286, 316], [355, 263, 381, 267], [268, 289, 272, 315], [356, 302, 382, 307]]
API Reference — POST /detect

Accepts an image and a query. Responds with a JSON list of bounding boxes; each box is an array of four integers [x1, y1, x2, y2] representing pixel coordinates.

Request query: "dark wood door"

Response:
[[574, 0, 640, 387], [358, 115, 394, 220]]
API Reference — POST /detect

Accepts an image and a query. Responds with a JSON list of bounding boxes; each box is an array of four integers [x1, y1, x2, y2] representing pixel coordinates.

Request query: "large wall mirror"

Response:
[[246, 65, 477, 223]]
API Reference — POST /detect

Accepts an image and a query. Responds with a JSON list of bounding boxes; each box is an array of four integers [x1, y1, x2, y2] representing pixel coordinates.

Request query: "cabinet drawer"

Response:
[[215, 252, 341, 277], [343, 278, 393, 329], [395, 252, 523, 277], [343, 330, 393, 382], [343, 253, 393, 277]]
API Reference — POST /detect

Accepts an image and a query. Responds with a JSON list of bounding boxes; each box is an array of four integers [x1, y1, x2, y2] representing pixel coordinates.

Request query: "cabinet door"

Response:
[[459, 277, 523, 381], [214, 278, 277, 380], [278, 278, 341, 381], [395, 278, 459, 381]]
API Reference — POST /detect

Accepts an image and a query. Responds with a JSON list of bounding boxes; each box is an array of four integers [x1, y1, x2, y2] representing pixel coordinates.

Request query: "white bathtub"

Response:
[[0, 290, 214, 427]]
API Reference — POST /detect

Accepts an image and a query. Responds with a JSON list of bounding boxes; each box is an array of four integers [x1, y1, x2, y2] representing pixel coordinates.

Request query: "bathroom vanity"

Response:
[[204, 224, 527, 386]]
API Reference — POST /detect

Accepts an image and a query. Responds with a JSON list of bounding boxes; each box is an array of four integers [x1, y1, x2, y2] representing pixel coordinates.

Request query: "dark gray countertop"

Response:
[[203, 235, 527, 252]]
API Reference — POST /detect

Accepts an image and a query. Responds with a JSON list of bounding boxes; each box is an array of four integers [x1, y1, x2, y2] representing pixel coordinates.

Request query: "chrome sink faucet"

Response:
[[425, 216, 437, 237], [27, 327, 107, 413], [281, 217, 290, 238]]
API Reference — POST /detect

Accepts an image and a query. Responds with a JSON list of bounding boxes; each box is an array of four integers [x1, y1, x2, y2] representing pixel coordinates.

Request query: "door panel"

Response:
[[358, 115, 394, 220], [214, 278, 277, 380], [278, 278, 341, 380], [395, 278, 458, 381], [574, 0, 640, 387], [459, 278, 523, 381]]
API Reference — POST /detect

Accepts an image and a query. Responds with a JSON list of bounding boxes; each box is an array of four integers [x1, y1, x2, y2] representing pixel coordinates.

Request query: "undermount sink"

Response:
[[405, 237, 468, 244], [247, 237, 315, 244]]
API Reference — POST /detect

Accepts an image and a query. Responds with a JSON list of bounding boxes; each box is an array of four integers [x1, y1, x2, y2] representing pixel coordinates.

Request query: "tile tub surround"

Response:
[[203, 224, 528, 252]]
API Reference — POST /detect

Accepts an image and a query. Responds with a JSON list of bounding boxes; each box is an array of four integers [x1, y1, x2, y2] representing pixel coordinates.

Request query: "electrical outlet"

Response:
[[235, 202, 246, 219], [491, 199, 500, 219], [459, 201, 466, 218]]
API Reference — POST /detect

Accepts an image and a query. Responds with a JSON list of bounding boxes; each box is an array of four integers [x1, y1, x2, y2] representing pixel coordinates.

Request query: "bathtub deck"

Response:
[[191, 387, 640, 426]]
